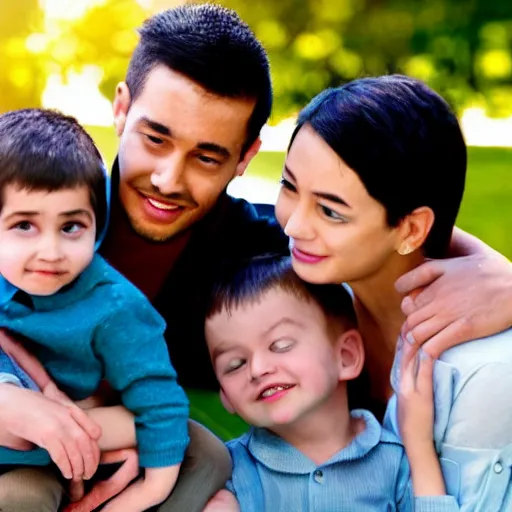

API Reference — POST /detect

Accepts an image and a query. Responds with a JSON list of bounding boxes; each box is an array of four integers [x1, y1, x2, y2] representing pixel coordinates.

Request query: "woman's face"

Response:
[[275, 124, 402, 285]]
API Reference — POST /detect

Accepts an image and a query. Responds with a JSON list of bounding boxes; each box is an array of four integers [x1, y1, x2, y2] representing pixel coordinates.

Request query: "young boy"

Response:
[[0, 108, 189, 511], [203, 255, 459, 511]]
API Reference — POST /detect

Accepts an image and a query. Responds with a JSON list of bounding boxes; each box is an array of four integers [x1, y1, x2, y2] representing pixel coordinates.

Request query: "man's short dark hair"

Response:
[[206, 254, 356, 332], [290, 75, 467, 258], [0, 109, 108, 239], [126, 3, 272, 156]]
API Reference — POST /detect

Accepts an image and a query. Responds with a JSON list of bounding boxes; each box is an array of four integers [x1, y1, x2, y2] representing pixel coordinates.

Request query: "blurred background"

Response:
[[2, 0, 511, 438]]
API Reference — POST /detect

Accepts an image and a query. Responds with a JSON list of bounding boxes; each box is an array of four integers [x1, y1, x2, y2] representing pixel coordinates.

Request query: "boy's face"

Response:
[[206, 288, 357, 430], [0, 185, 96, 296], [113, 66, 259, 242]]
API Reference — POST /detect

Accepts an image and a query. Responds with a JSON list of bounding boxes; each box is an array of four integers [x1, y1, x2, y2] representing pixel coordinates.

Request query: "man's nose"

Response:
[[150, 154, 187, 196]]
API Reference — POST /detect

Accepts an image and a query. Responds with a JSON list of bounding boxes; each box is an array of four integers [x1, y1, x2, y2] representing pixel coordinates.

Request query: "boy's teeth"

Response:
[[148, 198, 179, 210], [261, 385, 291, 398]]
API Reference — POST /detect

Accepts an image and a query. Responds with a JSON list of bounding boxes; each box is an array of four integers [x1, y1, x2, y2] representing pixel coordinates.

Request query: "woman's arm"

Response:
[[396, 232, 512, 357]]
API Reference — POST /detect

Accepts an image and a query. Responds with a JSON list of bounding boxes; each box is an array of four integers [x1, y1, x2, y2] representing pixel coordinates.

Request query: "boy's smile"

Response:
[[0, 185, 96, 296]]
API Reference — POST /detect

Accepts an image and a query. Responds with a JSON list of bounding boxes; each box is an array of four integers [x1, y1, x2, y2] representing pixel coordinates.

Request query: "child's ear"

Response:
[[219, 388, 236, 414], [337, 329, 365, 381]]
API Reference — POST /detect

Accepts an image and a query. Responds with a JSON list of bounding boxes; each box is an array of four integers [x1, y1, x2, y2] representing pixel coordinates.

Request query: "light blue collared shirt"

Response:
[[385, 328, 512, 511], [227, 409, 458, 511]]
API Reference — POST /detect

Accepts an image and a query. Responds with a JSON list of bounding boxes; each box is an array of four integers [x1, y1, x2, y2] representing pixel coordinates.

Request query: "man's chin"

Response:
[[129, 218, 186, 243]]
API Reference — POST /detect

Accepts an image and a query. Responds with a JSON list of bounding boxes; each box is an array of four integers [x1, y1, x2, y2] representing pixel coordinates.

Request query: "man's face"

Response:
[[113, 65, 258, 242]]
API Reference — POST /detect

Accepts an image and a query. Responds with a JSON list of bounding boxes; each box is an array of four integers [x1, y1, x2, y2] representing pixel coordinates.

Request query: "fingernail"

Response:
[[406, 331, 416, 345]]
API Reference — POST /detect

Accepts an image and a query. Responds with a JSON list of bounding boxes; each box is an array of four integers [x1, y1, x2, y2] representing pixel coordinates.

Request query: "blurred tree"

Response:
[[0, 1, 46, 111]]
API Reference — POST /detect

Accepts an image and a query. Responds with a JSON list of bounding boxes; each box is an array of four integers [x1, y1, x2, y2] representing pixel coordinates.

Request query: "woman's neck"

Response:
[[271, 386, 363, 465], [350, 251, 425, 349], [348, 252, 425, 402]]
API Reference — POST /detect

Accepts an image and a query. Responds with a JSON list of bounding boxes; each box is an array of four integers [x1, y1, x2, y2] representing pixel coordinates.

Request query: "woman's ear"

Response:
[[396, 206, 435, 255], [219, 387, 236, 414], [337, 329, 365, 381], [113, 82, 131, 137]]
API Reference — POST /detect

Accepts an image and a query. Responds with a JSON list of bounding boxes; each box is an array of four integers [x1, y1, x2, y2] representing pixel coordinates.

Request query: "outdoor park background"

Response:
[[1, 0, 511, 439]]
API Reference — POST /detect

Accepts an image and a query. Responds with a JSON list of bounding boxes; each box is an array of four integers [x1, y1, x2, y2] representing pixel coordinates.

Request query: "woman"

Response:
[[274, 75, 512, 510]]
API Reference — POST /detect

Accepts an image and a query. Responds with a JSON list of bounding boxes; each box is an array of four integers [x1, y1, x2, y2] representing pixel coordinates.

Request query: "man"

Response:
[[0, 4, 511, 512]]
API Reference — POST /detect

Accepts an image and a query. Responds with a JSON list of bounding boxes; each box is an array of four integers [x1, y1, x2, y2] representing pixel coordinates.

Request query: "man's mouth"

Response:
[[259, 384, 295, 400], [146, 197, 181, 211]]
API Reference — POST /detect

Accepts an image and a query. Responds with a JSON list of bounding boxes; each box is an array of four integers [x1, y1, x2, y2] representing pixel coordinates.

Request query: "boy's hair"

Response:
[[206, 255, 357, 333], [291, 75, 466, 258], [0, 109, 108, 239], [126, 3, 272, 156]]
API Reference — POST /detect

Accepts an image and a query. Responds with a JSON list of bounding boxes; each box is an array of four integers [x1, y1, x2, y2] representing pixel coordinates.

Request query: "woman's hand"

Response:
[[396, 250, 512, 357]]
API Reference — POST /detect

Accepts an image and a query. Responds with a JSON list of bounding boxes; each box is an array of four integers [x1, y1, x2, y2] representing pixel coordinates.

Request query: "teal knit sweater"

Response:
[[0, 254, 189, 468]]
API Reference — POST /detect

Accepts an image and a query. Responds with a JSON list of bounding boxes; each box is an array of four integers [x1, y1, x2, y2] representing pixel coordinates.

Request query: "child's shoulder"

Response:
[[87, 254, 150, 305]]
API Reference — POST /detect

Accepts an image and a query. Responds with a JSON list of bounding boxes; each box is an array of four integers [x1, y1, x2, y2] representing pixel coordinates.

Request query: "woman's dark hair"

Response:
[[0, 108, 108, 239], [290, 75, 467, 258], [126, 3, 272, 157]]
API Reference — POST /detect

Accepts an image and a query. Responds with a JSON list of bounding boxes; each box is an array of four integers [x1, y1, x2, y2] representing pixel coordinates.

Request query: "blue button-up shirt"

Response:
[[385, 328, 512, 511], [227, 409, 458, 511]]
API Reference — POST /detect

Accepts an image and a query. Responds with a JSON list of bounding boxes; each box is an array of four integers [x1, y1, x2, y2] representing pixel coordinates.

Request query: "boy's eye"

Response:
[[225, 358, 246, 374], [270, 339, 295, 352], [62, 222, 85, 235], [13, 221, 33, 232]]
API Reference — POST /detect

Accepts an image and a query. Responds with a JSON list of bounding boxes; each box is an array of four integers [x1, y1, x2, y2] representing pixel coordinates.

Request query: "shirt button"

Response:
[[494, 461, 503, 474], [313, 470, 324, 483]]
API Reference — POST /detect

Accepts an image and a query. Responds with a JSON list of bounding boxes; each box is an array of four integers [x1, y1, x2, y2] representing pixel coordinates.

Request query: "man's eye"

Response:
[[145, 134, 164, 145], [198, 155, 220, 165]]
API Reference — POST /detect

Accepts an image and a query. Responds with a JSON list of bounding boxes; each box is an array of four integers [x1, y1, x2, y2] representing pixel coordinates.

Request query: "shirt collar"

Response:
[[247, 409, 385, 474], [0, 276, 19, 306]]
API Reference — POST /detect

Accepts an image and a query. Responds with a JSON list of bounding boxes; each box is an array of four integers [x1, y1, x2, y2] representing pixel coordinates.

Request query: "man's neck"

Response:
[[100, 195, 191, 301]]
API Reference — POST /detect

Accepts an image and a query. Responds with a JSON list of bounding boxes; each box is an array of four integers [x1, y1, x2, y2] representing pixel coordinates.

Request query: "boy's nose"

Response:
[[249, 354, 276, 381], [38, 238, 64, 262]]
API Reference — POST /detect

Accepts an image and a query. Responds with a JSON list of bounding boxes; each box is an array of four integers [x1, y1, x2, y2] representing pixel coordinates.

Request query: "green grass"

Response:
[[87, 126, 511, 440]]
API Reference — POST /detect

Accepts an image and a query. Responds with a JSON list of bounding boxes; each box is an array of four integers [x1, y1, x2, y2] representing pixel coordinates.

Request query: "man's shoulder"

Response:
[[206, 195, 288, 257]]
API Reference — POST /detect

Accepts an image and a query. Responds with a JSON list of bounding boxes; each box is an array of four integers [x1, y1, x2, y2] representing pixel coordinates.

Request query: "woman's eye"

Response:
[[279, 177, 297, 193], [320, 205, 347, 223], [271, 339, 295, 352], [225, 358, 245, 374]]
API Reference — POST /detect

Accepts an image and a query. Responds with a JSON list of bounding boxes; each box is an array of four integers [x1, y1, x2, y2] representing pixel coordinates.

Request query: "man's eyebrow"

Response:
[[197, 142, 231, 160], [139, 116, 171, 136], [59, 209, 94, 221], [283, 164, 350, 208]]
